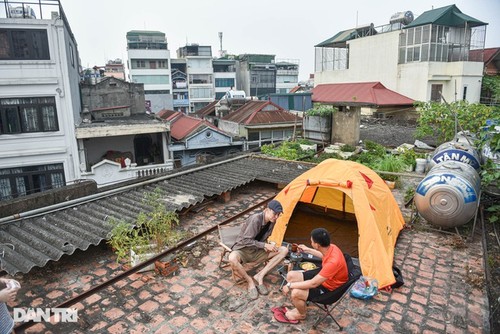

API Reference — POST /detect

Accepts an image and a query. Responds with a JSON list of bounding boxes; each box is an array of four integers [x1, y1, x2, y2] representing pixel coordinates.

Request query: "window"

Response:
[[0, 97, 58, 134], [69, 43, 75, 67], [133, 75, 170, 85], [149, 61, 156, 69], [431, 84, 443, 102], [463, 86, 468, 100], [0, 163, 65, 200], [0, 29, 50, 60], [131, 60, 146, 68], [215, 78, 235, 87], [189, 74, 212, 84], [159, 60, 167, 68], [190, 87, 211, 99]]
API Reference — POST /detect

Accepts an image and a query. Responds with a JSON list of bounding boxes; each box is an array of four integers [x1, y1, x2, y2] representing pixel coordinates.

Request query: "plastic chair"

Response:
[[310, 253, 361, 330]]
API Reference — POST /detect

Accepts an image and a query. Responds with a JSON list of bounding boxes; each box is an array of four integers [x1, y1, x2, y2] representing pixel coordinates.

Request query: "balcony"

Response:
[[173, 99, 189, 107], [80, 160, 174, 188]]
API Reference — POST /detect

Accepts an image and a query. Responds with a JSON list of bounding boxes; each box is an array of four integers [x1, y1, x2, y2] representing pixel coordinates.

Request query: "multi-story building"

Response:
[[0, 1, 82, 200], [275, 59, 299, 94], [126, 30, 173, 113], [171, 59, 189, 114], [177, 44, 214, 113], [213, 58, 237, 100], [77, 77, 172, 187], [103, 58, 126, 80], [314, 5, 487, 103], [237, 54, 277, 98]]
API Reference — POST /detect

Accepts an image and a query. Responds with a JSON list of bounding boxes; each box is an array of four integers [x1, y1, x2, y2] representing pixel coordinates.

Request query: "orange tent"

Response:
[[269, 159, 405, 289]]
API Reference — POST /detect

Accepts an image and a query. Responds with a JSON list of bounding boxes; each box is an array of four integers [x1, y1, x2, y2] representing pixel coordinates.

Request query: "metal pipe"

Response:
[[0, 154, 248, 225], [14, 195, 274, 331]]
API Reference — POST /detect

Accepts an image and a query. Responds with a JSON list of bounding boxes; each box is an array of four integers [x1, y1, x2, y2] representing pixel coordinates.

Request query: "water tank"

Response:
[[389, 11, 414, 25], [414, 161, 481, 228], [429, 141, 481, 172]]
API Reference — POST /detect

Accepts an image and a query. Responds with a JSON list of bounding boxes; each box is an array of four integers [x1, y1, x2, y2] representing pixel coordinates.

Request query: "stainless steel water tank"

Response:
[[429, 141, 481, 171], [414, 161, 481, 228]]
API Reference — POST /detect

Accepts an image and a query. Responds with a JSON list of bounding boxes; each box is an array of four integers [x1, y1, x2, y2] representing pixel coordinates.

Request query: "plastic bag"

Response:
[[350, 276, 378, 300]]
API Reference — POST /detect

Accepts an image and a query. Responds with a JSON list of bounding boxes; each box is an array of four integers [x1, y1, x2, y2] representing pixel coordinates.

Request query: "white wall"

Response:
[[315, 31, 400, 89], [0, 18, 81, 184]]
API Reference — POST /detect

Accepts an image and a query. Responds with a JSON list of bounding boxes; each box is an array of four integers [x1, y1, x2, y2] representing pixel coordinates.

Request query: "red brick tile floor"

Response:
[[7, 180, 489, 333]]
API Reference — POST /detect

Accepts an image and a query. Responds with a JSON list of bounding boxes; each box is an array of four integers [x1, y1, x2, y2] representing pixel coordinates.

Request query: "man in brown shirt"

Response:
[[229, 200, 288, 300]]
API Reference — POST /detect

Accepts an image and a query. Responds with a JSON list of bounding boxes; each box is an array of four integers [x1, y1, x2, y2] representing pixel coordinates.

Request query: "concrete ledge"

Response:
[[0, 180, 98, 218]]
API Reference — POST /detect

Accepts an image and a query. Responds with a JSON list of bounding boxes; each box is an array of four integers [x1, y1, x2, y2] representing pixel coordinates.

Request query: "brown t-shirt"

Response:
[[232, 212, 275, 250]]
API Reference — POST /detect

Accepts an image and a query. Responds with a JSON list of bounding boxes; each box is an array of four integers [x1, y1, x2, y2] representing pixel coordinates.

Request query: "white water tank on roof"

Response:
[[390, 11, 413, 25], [414, 161, 481, 228]]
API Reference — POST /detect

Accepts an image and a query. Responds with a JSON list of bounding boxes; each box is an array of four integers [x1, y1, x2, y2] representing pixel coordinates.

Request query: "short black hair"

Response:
[[311, 228, 330, 247]]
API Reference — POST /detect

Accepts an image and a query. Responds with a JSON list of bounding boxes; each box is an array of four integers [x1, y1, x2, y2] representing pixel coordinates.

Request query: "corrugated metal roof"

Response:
[[222, 100, 297, 125], [405, 5, 486, 28], [194, 100, 218, 117], [157, 110, 221, 140], [0, 155, 313, 275], [312, 82, 415, 106]]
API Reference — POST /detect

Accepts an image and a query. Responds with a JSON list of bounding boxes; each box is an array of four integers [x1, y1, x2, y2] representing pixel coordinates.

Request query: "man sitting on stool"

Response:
[[228, 200, 289, 300], [281, 228, 348, 321]]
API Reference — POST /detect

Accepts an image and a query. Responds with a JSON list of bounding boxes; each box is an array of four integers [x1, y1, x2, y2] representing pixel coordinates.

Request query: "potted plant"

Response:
[[108, 188, 184, 272]]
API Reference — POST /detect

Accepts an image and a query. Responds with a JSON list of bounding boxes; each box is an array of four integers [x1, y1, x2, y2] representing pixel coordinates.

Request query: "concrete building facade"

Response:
[[0, 2, 81, 200], [177, 45, 214, 113], [127, 30, 173, 113]]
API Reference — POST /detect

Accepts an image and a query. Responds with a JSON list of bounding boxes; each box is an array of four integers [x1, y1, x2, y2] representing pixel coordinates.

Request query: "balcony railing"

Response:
[[80, 160, 174, 187]]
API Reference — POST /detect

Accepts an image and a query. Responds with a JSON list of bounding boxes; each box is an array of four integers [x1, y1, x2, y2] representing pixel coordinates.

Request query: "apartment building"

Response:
[[126, 30, 173, 113], [275, 59, 299, 94], [237, 54, 277, 98], [0, 1, 82, 200], [213, 58, 237, 100], [177, 44, 214, 113]]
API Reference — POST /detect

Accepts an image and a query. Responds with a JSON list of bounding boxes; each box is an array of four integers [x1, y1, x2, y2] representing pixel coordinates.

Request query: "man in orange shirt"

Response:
[[280, 228, 348, 322]]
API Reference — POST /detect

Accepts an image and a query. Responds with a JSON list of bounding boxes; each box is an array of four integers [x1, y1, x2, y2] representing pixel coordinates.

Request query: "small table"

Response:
[[277, 247, 322, 290]]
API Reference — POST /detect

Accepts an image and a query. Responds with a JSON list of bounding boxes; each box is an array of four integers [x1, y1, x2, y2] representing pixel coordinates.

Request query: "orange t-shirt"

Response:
[[318, 244, 348, 290]]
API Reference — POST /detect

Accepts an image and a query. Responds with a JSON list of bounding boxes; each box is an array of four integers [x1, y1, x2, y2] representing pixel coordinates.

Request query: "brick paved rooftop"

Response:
[[7, 181, 489, 333]]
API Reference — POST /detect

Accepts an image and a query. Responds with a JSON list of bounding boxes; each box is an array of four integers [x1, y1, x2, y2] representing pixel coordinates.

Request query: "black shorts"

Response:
[[302, 268, 332, 301]]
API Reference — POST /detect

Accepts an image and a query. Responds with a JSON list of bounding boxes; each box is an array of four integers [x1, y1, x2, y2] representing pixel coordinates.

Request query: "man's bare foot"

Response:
[[285, 309, 306, 321], [253, 274, 263, 285]]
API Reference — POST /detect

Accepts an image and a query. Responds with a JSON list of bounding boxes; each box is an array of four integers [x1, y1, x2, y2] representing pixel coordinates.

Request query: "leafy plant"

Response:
[[107, 188, 184, 264], [404, 186, 416, 203], [261, 141, 304, 160], [373, 155, 407, 182], [305, 103, 338, 117], [349, 140, 387, 168], [340, 144, 356, 152], [415, 101, 495, 143]]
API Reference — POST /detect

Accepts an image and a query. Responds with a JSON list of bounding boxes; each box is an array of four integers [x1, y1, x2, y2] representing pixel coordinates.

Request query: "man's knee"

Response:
[[286, 270, 302, 282], [228, 252, 241, 266], [278, 246, 288, 257]]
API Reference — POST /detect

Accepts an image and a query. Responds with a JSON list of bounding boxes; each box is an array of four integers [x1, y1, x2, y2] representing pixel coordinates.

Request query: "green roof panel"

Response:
[[405, 4, 486, 28]]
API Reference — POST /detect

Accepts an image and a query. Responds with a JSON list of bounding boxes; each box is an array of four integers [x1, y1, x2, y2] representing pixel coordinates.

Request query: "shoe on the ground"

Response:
[[248, 287, 259, 300], [256, 284, 269, 295]]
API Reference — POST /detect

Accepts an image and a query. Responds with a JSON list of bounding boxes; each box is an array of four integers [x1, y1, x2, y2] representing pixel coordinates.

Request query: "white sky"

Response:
[[60, 0, 500, 81]]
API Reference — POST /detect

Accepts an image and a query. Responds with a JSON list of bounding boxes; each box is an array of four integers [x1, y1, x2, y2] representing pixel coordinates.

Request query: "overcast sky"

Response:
[[60, 0, 500, 81]]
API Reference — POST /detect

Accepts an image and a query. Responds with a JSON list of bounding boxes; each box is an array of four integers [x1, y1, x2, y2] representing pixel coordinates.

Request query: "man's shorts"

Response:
[[302, 268, 333, 301], [232, 247, 269, 264]]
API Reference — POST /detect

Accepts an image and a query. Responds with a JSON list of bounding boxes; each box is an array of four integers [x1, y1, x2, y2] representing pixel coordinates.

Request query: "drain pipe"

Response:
[[0, 154, 249, 225]]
